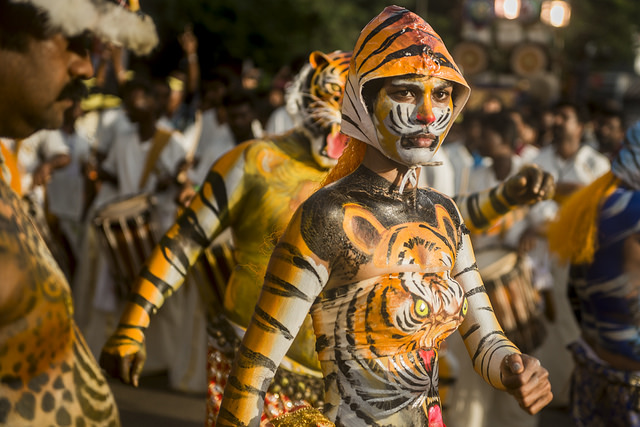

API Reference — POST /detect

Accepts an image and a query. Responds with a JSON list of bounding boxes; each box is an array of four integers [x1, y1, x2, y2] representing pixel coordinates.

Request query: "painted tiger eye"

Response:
[[415, 299, 430, 317], [461, 298, 468, 316]]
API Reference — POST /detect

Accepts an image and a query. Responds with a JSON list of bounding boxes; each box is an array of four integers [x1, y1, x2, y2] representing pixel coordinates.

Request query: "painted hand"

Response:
[[99, 330, 147, 387], [504, 164, 555, 205], [500, 353, 553, 415]]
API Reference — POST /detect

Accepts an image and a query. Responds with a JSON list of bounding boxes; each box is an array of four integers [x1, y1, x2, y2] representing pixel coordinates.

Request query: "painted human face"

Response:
[[372, 75, 454, 166], [0, 33, 93, 139]]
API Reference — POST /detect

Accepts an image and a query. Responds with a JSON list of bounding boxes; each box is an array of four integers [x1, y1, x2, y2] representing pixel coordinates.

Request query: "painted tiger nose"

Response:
[[416, 112, 435, 124]]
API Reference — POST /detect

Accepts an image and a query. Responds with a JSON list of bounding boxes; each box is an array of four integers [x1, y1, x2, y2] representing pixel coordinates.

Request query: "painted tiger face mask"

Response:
[[341, 5, 470, 168], [372, 74, 454, 166]]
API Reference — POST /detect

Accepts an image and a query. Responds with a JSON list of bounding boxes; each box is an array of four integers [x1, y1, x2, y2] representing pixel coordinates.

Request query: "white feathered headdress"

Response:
[[9, 0, 158, 55]]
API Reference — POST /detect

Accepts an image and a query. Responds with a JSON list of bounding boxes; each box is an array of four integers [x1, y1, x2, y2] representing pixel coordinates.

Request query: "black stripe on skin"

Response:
[[237, 345, 277, 373], [263, 272, 312, 302], [501, 182, 518, 206], [471, 331, 507, 367], [462, 323, 480, 340], [489, 187, 510, 214], [216, 408, 251, 427], [345, 288, 360, 347], [280, 242, 324, 284], [483, 342, 519, 387], [227, 376, 266, 398], [465, 285, 487, 298], [139, 268, 173, 297], [453, 262, 478, 279], [72, 328, 107, 387], [354, 8, 410, 62], [365, 285, 384, 357], [386, 227, 404, 262], [417, 224, 455, 257], [157, 235, 190, 278], [128, 293, 157, 315], [254, 307, 294, 341], [467, 193, 489, 229], [315, 334, 330, 353], [175, 207, 211, 248], [109, 334, 142, 346], [199, 170, 229, 220], [380, 286, 395, 328]]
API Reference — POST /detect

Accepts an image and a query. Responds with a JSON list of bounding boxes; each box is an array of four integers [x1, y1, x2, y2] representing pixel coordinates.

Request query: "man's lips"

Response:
[[400, 133, 437, 149]]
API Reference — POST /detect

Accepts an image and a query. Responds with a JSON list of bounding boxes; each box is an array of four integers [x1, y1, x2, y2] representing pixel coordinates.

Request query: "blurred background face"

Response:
[[124, 88, 155, 124], [553, 106, 582, 145], [226, 102, 255, 143], [201, 80, 227, 111], [597, 115, 624, 153], [479, 128, 503, 158]]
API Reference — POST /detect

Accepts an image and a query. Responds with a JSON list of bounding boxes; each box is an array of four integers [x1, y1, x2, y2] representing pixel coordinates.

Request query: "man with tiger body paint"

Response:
[[0, 0, 157, 425], [218, 6, 553, 427], [100, 14, 552, 427]]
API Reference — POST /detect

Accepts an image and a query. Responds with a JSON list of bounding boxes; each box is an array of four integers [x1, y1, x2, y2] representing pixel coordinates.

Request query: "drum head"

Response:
[[94, 193, 154, 222], [475, 248, 518, 281]]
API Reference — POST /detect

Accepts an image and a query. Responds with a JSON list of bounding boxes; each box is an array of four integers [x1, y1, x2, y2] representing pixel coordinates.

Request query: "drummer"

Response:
[[76, 76, 195, 390]]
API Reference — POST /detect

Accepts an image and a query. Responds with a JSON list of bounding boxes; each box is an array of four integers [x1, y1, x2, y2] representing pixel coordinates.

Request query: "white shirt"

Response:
[[419, 148, 455, 197], [95, 126, 186, 233], [47, 130, 91, 221], [1, 129, 70, 193], [442, 140, 475, 196], [95, 107, 135, 156], [186, 109, 235, 186], [265, 106, 295, 135], [531, 144, 611, 224], [532, 144, 610, 185]]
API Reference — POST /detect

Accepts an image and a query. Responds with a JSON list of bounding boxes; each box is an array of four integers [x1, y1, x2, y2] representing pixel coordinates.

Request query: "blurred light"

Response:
[[540, 0, 571, 28], [495, 0, 521, 19]]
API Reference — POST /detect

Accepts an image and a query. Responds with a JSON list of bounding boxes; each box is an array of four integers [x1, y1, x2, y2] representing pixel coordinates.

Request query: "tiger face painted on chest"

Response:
[[308, 179, 466, 426]]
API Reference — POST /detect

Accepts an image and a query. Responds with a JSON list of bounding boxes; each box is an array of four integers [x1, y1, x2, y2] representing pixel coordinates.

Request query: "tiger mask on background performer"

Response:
[[217, 6, 553, 427], [100, 25, 554, 427]]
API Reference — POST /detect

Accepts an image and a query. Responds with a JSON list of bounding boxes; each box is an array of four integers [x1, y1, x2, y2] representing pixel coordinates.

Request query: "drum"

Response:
[[188, 237, 236, 316], [475, 248, 547, 353], [93, 193, 159, 296]]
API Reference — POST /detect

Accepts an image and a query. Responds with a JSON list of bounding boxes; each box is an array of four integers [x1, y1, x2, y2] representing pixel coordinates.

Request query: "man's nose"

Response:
[[70, 51, 94, 80], [415, 98, 436, 125]]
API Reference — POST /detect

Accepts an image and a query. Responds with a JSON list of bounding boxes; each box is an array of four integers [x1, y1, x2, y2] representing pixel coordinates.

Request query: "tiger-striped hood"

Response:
[[340, 5, 470, 165]]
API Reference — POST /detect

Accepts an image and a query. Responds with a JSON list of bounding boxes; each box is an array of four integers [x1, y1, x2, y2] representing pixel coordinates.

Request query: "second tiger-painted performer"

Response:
[[217, 6, 553, 426]]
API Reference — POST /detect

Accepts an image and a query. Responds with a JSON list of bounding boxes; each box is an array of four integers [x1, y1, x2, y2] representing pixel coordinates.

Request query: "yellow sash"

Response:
[[0, 139, 22, 195], [138, 128, 173, 190]]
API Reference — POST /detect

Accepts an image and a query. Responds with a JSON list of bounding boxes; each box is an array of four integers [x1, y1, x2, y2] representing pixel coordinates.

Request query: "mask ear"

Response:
[[343, 203, 386, 255], [308, 50, 331, 71]]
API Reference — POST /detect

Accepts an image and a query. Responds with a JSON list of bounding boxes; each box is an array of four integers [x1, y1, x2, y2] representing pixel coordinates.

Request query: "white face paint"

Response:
[[372, 75, 454, 166]]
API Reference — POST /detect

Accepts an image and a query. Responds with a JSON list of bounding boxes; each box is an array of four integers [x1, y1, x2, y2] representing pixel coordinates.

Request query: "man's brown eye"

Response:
[[67, 31, 93, 55]]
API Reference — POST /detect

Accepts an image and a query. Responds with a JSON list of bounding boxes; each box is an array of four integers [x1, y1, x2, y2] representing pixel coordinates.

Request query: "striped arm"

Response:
[[104, 144, 248, 357], [217, 209, 329, 427], [455, 182, 517, 234], [452, 229, 520, 389]]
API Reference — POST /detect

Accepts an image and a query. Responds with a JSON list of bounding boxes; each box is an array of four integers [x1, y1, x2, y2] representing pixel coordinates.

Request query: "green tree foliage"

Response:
[[139, 0, 640, 80]]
